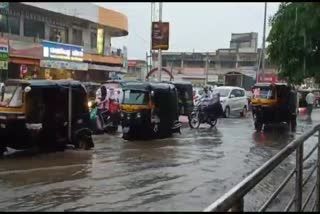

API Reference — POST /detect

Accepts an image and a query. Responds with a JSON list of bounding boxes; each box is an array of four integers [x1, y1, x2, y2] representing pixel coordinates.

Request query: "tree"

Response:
[[267, 2, 320, 84]]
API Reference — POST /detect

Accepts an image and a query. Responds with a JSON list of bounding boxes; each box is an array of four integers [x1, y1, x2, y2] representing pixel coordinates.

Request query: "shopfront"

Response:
[[0, 38, 8, 81], [40, 40, 88, 80], [8, 40, 42, 79]]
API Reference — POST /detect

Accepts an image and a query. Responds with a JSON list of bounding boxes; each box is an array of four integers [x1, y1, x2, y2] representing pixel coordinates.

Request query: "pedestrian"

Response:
[[95, 84, 109, 131], [306, 90, 315, 117], [56, 31, 61, 43], [203, 86, 213, 99]]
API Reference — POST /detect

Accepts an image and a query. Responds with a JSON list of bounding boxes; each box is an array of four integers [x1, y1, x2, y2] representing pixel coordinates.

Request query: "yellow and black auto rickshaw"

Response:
[[251, 83, 298, 132], [120, 81, 181, 140], [0, 79, 94, 156], [163, 81, 194, 120]]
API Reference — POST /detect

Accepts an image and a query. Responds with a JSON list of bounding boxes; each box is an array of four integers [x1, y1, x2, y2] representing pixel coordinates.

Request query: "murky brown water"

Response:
[[0, 111, 319, 211]]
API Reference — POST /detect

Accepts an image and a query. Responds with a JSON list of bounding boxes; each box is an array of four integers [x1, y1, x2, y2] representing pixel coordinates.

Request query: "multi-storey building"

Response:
[[0, 2, 128, 82], [158, 32, 276, 87]]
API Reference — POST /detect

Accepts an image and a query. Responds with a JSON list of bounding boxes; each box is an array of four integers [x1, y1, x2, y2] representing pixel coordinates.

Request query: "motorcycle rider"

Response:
[[201, 86, 222, 119]]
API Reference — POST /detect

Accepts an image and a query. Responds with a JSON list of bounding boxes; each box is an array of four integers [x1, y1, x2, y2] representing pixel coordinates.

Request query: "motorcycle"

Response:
[[90, 101, 120, 134], [188, 95, 223, 129]]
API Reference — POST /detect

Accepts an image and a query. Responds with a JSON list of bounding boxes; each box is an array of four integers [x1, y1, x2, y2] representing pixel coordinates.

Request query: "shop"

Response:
[[8, 40, 42, 79], [86, 63, 124, 82], [0, 38, 8, 81], [40, 40, 88, 80]]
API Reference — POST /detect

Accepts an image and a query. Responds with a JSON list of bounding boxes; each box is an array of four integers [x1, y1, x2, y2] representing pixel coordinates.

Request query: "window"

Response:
[[49, 26, 68, 43], [72, 28, 83, 46], [24, 19, 45, 39], [123, 90, 149, 105], [239, 90, 245, 97], [234, 89, 244, 97], [0, 85, 23, 107], [213, 89, 230, 97], [253, 87, 275, 99], [0, 14, 20, 35], [230, 89, 237, 97], [90, 31, 97, 49]]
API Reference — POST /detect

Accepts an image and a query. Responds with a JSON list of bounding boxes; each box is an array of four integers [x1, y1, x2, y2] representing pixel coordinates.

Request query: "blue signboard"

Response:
[[42, 40, 84, 62]]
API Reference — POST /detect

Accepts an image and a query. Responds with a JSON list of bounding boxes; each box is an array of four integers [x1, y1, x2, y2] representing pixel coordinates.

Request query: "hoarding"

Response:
[[9, 40, 43, 59], [97, 28, 104, 55], [257, 73, 278, 83], [42, 40, 84, 62], [0, 38, 8, 70], [152, 22, 169, 50], [40, 60, 88, 71]]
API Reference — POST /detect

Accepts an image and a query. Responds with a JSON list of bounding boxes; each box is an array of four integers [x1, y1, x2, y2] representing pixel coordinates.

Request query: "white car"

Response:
[[212, 86, 249, 118]]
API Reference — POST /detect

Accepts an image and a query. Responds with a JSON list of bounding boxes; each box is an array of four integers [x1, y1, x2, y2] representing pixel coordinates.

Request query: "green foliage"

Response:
[[267, 2, 320, 84]]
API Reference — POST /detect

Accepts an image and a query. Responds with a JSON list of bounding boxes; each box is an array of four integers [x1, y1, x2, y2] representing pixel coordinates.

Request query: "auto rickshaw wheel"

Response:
[[254, 121, 263, 132], [76, 135, 93, 150]]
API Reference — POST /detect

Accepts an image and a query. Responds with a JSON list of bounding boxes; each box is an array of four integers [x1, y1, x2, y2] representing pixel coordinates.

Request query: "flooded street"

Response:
[[0, 111, 319, 211]]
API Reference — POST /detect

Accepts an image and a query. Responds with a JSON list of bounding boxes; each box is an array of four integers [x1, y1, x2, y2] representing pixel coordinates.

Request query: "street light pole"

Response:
[[261, 2, 267, 82], [205, 53, 209, 85], [150, 2, 154, 70], [158, 2, 162, 82]]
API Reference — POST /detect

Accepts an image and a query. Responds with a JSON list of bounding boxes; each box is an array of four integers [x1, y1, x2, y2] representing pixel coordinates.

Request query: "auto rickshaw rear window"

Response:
[[123, 90, 149, 105], [253, 87, 275, 99], [0, 85, 23, 107]]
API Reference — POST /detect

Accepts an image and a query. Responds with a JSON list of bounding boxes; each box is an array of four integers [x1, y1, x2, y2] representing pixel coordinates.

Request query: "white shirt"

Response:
[[95, 87, 110, 110], [306, 92, 315, 105]]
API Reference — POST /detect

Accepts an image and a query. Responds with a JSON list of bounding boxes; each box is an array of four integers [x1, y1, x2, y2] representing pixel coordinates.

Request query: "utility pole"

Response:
[[261, 2, 267, 82], [150, 3, 154, 70], [145, 52, 149, 80], [158, 2, 163, 82], [205, 53, 209, 85]]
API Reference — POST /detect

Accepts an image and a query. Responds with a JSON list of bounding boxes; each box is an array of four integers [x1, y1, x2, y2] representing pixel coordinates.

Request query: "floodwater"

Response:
[[0, 111, 319, 211]]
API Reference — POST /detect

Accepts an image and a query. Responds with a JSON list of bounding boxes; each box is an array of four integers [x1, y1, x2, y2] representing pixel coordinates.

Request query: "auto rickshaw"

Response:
[[121, 81, 181, 140], [251, 83, 298, 132], [0, 79, 94, 156], [163, 81, 194, 121]]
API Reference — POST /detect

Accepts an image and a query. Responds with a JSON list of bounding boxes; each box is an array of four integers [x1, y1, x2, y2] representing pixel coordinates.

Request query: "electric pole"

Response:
[[261, 2, 267, 82], [158, 2, 163, 82]]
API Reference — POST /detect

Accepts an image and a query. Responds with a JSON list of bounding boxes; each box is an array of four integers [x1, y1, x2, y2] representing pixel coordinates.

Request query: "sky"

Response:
[[95, 2, 280, 60]]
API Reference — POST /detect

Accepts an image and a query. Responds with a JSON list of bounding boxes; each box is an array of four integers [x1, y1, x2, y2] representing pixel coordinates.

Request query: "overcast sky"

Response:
[[95, 2, 280, 60]]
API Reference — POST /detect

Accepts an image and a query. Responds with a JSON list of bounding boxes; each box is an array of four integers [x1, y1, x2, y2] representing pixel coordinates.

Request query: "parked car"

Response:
[[193, 87, 204, 106], [212, 86, 249, 118]]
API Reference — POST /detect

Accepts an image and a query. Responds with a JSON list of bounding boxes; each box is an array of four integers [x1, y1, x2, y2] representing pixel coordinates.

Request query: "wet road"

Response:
[[0, 111, 319, 211]]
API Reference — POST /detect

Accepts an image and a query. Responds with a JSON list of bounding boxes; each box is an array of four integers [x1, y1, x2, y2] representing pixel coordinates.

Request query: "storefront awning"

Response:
[[10, 57, 40, 66]]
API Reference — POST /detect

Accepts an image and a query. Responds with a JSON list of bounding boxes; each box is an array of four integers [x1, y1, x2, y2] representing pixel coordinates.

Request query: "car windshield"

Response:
[[212, 89, 230, 97], [123, 90, 149, 105], [253, 87, 274, 99], [0, 85, 23, 107]]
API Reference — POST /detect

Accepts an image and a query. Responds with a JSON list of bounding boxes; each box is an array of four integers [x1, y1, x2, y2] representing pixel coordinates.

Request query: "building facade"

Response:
[[229, 32, 258, 53], [0, 2, 128, 82], [158, 32, 276, 86], [124, 59, 147, 81]]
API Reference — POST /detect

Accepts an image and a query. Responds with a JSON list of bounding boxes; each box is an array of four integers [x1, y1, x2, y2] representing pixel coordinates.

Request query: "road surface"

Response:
[[0, 111, 319, 211]]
